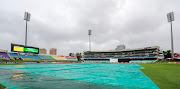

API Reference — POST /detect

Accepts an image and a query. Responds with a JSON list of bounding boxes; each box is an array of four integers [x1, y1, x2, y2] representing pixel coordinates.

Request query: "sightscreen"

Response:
[[11, 43, 39, 54]]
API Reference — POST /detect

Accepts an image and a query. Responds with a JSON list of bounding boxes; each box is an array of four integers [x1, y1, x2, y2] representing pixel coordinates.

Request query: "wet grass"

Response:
[[140, 64, 180, 89], [0, 84, 6, 89]]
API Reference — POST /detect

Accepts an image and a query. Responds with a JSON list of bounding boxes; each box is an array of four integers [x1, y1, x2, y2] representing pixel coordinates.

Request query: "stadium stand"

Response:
[[0, 52, 10, 60], [9, 53, 42, 60], [129, 60, 156, 63], [52, 56, 67, 60], [39, 55, 55, 60], [85, 60, 109, 63], [83, 46, 160, 63], [6, 52, 78, 61], [23, 58, 36, 61], [65, 56, 78, 61]]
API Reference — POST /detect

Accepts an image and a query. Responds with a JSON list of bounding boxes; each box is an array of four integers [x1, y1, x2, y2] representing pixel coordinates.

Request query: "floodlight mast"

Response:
[[167, 12, 175, 58], [25, 19, 27, 46], [24, 12, 31, 46], [88, 30, 92, 51]]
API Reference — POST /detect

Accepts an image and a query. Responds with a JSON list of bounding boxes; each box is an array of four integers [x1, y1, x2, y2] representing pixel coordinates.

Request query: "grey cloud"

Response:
[[0, 0, 180, 55]]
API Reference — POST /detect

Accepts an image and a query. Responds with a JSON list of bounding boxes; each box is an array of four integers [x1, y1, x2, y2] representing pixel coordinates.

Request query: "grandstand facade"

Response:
[[0, 52, 10, 60], [83, 46, 161, 63], [8, 52, 78, 61]]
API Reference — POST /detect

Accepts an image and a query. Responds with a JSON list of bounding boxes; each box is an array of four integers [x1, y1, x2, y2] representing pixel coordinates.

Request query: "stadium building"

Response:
[[82, 46, 162, 63], [0, 43, 78, 62], [0, 49, 10, 60]]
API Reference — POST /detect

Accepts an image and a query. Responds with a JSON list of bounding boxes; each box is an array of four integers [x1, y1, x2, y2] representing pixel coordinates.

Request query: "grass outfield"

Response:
[[140, 64, 180, 89], [0, 84, 6, 89]]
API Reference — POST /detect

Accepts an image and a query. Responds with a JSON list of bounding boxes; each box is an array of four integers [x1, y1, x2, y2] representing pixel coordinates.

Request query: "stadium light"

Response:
[[24, 12, 31, 46], [88, 30, 92, 51], [167, 12, 175, 58]]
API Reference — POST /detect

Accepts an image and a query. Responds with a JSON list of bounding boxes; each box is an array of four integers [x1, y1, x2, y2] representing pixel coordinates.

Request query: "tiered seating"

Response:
[[129, 60, 156, 63], [8, 53, 78, 61], [85, 60, 109, 63], [0, 52, 10, 60], [9, 53, 41, 60], [23, 58, 36, 61], [66, 57, 78, 61], [52, 56, 67, 60], [39, 55, 55, 60]]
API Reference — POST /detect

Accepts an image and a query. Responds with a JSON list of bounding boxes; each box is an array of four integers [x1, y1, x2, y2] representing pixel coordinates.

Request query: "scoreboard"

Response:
[[11, 43, 39, 54]]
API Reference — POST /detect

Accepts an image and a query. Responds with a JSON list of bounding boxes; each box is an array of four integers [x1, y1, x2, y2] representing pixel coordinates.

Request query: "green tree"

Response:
[[167, 50, 172, 58], [174, 53, 178, 56], [69, 53, 72, 56], [163, 50, 172, 58], [76, 53, 82, 61]]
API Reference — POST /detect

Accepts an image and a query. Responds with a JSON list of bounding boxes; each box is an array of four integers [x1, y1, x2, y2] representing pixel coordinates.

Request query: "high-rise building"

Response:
[[50, 48, 57, 55], [115, 45, 126, 50], [39, 48, 47, 54]]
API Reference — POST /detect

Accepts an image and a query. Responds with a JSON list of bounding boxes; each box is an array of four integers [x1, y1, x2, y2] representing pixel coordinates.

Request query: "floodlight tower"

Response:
[[88, 30, 92, 51], [24, 12, 31, 46], [167, 12, 175, 58]]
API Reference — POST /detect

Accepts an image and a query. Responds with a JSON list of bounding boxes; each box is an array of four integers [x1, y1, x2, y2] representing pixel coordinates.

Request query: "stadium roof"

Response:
[[84, 46, 160, 53]]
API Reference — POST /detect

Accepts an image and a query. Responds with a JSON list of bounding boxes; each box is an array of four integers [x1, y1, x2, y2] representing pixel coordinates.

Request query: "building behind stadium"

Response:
[[50, 48, 57, 55], [39, 48, 47, 54]]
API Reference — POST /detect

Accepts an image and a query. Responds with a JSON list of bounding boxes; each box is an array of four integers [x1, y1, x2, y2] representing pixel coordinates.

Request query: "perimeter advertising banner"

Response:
[[11, 43, 39, 54]]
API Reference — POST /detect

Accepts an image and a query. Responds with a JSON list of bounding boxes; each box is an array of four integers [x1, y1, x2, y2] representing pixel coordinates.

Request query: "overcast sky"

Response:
[[0, 0, 180, 55]]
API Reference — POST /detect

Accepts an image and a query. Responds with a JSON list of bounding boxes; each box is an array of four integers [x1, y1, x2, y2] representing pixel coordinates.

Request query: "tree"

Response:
[[163, 50, 172, 58], [76, 53, 82, 61], [174, 53, 178, 56], [167, 50, 172, 58], [72, 53, 74, 56], [69, 53, 72, 56]]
